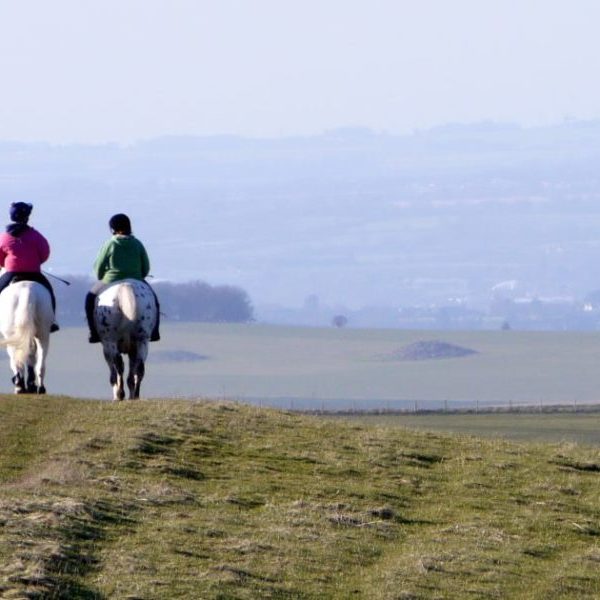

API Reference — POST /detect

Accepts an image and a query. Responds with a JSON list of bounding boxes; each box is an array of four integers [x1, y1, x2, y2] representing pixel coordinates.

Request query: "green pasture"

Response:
[[21, 322, 600, 408], [3, 397, 600, 598], [334, 412, 600, 446]]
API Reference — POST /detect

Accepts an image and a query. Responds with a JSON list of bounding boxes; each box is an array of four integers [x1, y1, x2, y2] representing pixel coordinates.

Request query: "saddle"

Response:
[[9, 273, 44, 285], [6, 273, 59, 332], [5, 273, 50, 297]]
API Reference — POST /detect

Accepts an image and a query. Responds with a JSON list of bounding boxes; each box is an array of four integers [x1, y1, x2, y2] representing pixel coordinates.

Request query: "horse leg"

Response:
[[104, 344, 125, 401], [134, 360, 145, 399], [12, 373, 25, 394], [126, 356, 136, 399], [127, 355, 145, 400], [32, 338, 48, 394], [130, 341, 149, 400], [26, 364, 37, 394], [111, 354, 125, 401], [7, 348, 25, 394]]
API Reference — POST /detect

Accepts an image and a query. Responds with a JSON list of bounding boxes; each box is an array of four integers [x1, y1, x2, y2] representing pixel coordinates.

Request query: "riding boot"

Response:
[[85, 292, 100, 343], [50, 309, 59, 333], [48, 287, 59, 332]]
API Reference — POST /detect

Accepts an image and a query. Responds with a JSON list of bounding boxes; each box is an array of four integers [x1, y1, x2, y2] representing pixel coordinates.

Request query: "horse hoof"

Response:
[[37, 386, 46, 395], [15, 387, 26, 395]]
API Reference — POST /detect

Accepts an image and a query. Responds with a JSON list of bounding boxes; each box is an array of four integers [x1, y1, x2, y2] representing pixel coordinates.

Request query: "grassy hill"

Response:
[[2, 396, 600, 598]]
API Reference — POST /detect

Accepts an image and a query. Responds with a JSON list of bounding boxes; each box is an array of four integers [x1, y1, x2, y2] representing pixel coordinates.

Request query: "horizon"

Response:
[[0, 117, 591, 146], [2, 119, 599, 319]]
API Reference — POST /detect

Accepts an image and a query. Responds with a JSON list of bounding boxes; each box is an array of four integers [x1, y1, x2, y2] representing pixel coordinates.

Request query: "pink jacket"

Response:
[[0, 228, 50, 272]]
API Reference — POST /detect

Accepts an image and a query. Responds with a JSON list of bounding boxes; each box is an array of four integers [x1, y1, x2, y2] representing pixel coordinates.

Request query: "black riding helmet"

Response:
[[109, 213, 132, 235], [10, 202, 33, 224]]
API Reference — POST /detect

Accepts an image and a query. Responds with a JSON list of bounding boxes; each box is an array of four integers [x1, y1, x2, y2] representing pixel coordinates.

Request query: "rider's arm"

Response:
[[34, 230, 50, 264], [93, 239, 112, 281], [139, 242, 150, 279], [0, 233, 8, 268]]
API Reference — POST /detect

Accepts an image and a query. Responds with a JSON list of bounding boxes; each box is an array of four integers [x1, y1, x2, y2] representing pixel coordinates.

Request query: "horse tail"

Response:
[[114, 282, 141, 350], [0, 290, 37, 366], [118, 282, 140, 323], [1, 324, 36, 366]]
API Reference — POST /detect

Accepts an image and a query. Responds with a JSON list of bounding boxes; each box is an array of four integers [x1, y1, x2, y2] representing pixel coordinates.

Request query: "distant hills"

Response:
[[2, 120, 600, 321]]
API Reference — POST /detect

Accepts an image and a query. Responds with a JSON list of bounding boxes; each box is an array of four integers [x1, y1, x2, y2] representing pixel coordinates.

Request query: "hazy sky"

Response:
[[0, 0, 599, 143]]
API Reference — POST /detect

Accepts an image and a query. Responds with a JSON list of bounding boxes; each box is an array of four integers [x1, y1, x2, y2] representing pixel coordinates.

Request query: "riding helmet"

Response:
[[109, 213, 132, 235], [9, 202, 33, 223]]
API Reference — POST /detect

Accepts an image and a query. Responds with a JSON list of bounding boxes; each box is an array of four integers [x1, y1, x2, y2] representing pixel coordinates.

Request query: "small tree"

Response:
[[332, 314, 348, 328]]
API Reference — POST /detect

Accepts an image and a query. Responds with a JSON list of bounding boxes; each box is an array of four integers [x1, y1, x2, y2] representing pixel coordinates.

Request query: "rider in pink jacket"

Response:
[[0, 226, 50, 271], [0, 202, 59, 331]]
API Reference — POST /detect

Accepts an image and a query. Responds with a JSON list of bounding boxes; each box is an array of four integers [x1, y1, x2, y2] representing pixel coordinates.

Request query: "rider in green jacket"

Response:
[[94, 233, 150, 283], [85, 213, 160, 343]]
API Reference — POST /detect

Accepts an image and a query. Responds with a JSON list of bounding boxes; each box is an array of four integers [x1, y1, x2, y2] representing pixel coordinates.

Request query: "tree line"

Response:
[[53, 276, 254, 325]]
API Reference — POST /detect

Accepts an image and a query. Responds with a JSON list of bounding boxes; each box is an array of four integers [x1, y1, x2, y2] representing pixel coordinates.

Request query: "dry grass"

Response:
[[1, 396, 600, 598]]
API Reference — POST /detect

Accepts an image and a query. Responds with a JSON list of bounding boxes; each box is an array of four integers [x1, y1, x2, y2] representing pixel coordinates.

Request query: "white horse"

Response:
[[94, 279, 157, 401], [0, 281, 53, 394]]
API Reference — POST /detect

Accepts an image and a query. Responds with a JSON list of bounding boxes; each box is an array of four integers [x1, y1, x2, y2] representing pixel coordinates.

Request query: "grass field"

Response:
[[3, 325, 600, 597], [3, 396, 600, 598], [13, 322, 600, 409], [335, 412, 600, 445]]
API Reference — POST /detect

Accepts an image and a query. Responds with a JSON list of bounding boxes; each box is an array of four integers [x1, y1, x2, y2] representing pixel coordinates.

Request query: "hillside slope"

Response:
[[1, 397, 600, 598]]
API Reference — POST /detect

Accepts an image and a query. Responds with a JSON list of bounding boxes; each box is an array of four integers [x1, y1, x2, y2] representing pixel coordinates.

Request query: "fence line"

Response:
[[222, 395, 597, 415]]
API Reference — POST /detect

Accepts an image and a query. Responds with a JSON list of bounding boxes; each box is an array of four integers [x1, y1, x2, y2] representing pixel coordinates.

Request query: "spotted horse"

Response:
[[94, 279, 157, 400]]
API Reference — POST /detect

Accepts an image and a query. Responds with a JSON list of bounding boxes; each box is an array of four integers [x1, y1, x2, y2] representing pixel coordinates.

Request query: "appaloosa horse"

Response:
[[94, 279, 157, 400], [0, 281, 53, 394]]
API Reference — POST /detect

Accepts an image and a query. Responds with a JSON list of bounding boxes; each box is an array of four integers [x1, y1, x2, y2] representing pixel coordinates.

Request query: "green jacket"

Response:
[[94, 235, 150, 283]]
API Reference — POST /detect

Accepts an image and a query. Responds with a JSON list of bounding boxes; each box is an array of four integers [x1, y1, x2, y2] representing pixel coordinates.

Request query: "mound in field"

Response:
[[385, 340, 478, 361], [148, 350, 209, 363]]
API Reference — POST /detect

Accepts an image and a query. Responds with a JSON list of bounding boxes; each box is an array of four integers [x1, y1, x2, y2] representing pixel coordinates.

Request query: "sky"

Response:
[[0, 0, 599, 144]]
